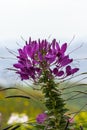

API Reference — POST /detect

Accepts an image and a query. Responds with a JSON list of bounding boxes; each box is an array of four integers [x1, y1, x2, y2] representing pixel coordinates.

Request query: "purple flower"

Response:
[[59, 55, 73, 67], [53, 68, 64, 77], [13, 37, 79, 81], [36, 113, 47, 124], [66, 65, 79, 76]]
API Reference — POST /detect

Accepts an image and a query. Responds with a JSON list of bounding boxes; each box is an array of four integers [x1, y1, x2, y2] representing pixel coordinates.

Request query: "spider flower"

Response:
[[13, 38, 79, 81], [36, 113, 47, 124]]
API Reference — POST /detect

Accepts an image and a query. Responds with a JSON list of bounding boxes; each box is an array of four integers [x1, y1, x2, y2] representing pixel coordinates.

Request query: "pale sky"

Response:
[[0, 0, 87, 47], [0, 0, 87, 85]]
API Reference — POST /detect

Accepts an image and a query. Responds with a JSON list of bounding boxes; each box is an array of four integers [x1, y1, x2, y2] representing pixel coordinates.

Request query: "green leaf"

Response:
[[5, 95, 30, 99], [3, 124, 20, 130], [2, 125, 13, 130]]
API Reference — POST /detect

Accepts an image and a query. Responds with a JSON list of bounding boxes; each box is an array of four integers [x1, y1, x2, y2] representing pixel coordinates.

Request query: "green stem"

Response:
[[42, 75, 69, 130]]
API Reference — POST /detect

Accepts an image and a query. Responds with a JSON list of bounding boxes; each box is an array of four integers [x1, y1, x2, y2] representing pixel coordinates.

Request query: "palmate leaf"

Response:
[[5, 95, 30, 99], [3, 124, 20, 130], [0, 87, 33, 100], [0, 87, 42, 101], [0, 87, 18, 91], [59, 72, 87, 86], [0, 87, 30, 99], [0, 87, 45, 110], [2, 125, 13, 130], [0, 87, 28, 94], [64, 82, 87, 90], [2, 120, 36, 130]]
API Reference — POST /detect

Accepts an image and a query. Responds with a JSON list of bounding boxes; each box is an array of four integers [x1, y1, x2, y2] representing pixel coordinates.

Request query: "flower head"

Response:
[[68, 117, 74, 123], [36, 113, 47, 124], [7, 113, 28, 124], [13, 38, 79, 81]]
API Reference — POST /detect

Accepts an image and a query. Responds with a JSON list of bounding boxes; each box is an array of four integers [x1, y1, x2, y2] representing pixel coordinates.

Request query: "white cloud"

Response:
[[0, 0, 87, 42]]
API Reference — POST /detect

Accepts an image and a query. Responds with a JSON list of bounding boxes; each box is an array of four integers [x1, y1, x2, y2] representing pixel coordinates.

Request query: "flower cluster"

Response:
[[36, 113, 47, 124], [11, 37, 80, 130], [13, 38, 79, 81], [7, 113, 28, 124]]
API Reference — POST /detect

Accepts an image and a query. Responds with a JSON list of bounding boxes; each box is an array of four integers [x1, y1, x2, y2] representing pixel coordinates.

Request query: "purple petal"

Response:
[[45, 54, 56, 63], [36, 113, 47, 124], [25, 45, 32, 57], [13, 63, 23, 68], [66, 66, 79, 76], [66, 65, 71, 72], [35, 68, 42, 76], [38, 52, 43, 61], [53, 68, 58, 75], [71, 68, 79, 74], [61, 43, 67, 53], [44, 39, 48, 50], [28, 37, 31, 44], [56, 42, 60, 51], [46, 54, 54, 59], [66, 65, 71, 76], [17, 71, 29, 80], [52, 39, 56, 49], [60, 56, 73, 66], [18, 49, 27, 59], [57, 71, 64, 76]]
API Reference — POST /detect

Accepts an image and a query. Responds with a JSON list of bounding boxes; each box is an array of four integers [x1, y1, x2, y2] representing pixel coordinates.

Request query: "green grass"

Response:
[[0, 86, 46, 129], [0, 82, 87, 129]]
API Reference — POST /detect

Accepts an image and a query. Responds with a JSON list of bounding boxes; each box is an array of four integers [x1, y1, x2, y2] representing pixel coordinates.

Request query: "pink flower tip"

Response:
[[36, 113, 47, 124], [68, 117, 74, 123]]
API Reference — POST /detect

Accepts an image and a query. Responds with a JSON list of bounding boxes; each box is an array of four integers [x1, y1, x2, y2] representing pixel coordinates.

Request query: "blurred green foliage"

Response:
[[75, 111, 87, 129], [0, 86, 46, 129], [0, 83, 87, 129]]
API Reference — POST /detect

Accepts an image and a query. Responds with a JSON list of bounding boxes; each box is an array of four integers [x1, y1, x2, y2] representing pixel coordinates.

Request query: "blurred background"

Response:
[[0, 0, 87, 86], [0, 0, 87, 129]]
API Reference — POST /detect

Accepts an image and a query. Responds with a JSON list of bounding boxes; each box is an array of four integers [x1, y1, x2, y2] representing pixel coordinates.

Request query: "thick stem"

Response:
[[42, 79, 69, 130]]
